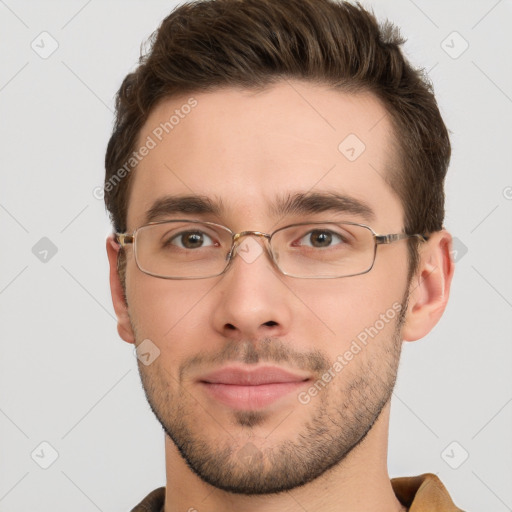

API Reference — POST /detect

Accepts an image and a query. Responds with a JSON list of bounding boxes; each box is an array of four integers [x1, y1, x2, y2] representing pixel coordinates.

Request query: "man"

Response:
[[104, 0, 462, 510]]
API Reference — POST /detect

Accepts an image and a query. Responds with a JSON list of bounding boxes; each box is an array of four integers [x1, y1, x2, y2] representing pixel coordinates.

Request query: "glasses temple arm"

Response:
[[115, 233, 134, 246], [375, 233, 428, 245]]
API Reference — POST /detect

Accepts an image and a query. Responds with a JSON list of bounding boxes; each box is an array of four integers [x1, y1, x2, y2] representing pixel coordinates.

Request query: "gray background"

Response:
[[0, 0, 511, 510]]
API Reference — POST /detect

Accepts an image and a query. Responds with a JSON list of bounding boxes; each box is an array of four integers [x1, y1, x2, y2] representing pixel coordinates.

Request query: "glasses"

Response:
[[115, 219, 427, 280]]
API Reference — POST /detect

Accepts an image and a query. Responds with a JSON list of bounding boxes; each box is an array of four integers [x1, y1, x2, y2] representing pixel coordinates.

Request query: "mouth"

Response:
[[197, 365, 311, 410]]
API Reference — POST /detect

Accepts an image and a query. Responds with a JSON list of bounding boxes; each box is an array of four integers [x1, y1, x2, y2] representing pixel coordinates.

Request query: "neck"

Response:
[[162, 403, 406, 512]]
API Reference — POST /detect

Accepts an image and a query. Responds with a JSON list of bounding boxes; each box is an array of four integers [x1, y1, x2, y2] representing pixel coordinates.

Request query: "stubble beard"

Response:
[[134, 302, 407, 495]]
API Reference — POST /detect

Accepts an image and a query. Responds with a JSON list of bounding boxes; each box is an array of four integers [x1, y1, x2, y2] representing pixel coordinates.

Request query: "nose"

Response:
[[211, 235, 292, 341]]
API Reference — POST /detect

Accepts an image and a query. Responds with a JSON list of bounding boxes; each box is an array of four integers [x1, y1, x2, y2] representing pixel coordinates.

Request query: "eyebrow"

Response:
[[144, 191, 375, 225], [271, 191, 375, 222], [145, 195, 224, 224]]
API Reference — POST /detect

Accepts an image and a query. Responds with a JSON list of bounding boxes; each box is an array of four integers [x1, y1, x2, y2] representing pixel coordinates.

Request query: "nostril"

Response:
[[225, 323, 237, 330], [263, 320, 278, 327]]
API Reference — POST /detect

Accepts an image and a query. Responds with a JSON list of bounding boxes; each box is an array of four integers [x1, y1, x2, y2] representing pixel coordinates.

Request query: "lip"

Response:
[[198, 366, 310, 410]]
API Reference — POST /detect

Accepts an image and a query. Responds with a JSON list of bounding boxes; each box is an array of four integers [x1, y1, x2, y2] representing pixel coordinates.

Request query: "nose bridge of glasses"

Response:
[[233, 230, 271, 242], [229, 231, 272, 259]]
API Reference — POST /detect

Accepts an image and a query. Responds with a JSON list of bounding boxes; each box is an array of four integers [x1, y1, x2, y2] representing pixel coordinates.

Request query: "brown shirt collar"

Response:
[[391, 473, 464, 511], [131, 473, 463, 512]]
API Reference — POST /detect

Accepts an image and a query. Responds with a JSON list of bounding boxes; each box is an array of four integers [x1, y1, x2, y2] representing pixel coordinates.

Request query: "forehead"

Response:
[[127, 80, 403, 231]]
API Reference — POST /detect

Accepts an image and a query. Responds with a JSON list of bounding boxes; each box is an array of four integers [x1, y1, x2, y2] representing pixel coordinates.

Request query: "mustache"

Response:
[[179, 338, 331, 381]]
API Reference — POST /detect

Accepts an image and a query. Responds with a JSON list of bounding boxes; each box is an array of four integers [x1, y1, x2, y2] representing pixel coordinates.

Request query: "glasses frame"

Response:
[[115, 219, 428, 280]]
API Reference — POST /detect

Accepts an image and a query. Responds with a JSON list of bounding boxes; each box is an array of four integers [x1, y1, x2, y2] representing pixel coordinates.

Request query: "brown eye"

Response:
[[309, 230, 333, 247], [181, 232, 204, 248], [298, 230, 344, 248], [169, 231, 215, 249]]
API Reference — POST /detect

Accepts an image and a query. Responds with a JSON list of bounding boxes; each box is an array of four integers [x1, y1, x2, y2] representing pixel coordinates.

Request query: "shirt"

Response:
[[130, 472, 464, 511]]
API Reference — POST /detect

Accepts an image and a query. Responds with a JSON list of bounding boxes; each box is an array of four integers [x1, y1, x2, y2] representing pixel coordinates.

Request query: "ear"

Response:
[[106, 234, 135, 344], [401, 230, 454, 342]]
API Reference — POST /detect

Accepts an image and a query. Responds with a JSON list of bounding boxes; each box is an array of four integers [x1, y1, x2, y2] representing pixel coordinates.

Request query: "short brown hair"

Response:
[[105, 0, 450, 277]]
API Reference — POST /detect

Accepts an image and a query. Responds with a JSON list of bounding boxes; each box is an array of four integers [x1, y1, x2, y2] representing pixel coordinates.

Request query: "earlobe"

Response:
[[106, 234, 135, 344], [401, 230, 454, 342]]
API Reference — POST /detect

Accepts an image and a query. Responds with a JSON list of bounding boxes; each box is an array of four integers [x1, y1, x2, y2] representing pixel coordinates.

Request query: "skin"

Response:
[[107, 80, 454, 512]]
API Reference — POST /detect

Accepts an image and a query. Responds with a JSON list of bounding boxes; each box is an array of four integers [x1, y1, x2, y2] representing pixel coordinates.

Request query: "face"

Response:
[[122, 80, 412, 494]]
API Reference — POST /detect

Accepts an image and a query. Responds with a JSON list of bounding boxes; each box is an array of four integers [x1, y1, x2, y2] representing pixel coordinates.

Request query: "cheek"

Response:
[[289, 271, 406, 350], [126, 270, 216, 348]]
